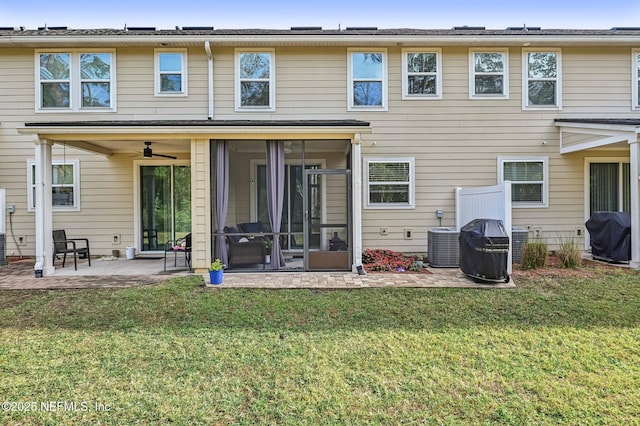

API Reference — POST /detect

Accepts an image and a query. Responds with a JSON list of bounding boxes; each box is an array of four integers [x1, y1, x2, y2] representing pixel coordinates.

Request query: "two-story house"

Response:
[[1, 26, 640, 275]]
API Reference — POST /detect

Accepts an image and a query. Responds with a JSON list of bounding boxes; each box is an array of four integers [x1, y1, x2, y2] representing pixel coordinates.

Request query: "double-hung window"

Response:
[[155, 49, 188, 96], [36, 50, 115, 112], [27, 159, 80, 212], [522, 49, 561, 110], [498, 156, 548, 208], [364, 158, 415, 209], [235, 49, 275, 111], [402, 48, 442, 100], [633, 49, 640, 110], [348, 49, 388, 111], [469, 49, 508, 99]]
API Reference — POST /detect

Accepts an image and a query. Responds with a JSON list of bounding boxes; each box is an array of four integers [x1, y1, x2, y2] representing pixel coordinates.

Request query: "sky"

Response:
[[1, 0, 640, 31]]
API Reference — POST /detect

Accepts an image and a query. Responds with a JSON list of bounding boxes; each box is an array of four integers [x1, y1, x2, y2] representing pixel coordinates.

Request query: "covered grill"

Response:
[[585, 211, 631, 263], [459, 218, 510, 283]]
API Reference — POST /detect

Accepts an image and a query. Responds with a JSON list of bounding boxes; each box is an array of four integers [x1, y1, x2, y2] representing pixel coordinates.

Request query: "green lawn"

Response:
[[1, 268, 639, 425]]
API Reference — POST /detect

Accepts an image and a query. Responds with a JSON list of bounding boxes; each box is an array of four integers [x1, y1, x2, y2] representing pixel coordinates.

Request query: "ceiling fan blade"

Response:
[[152, 153, 178, 159]]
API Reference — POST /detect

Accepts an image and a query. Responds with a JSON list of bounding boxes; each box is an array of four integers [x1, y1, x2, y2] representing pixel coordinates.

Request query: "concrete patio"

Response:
[[0, 256, 516, 290]]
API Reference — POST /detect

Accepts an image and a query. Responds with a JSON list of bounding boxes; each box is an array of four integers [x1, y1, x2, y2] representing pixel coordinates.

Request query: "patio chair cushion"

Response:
[[238, 222, 262, 234], [224, 226, 242, 242]]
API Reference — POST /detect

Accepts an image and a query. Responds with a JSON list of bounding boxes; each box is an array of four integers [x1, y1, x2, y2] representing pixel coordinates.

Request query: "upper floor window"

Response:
[[364, 157, 415, 209], [155, 49, 188, 96], [402, 48, 442, 100], [36, 50, 115, 112], [348, 49, 388, 111], [27, 159, 80, 212], [469, 49, 509, 99], [633, 49, 640, 110], [498, 156, 549, 208], [235, 49, 275, 111], [522, 49, 561, 110]]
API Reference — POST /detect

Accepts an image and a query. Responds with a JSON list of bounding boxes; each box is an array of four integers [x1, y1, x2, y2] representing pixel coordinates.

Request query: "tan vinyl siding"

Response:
[[2, 41, 639, 258]]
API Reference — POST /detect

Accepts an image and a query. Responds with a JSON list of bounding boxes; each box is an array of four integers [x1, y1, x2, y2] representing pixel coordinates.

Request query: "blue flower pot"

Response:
[[209, 270, 223, 285]]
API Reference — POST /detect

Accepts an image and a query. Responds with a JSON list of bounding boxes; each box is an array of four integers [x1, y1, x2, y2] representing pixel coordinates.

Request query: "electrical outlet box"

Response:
[[576, 228, 582, 237], [380, 227, 389, 235], [7, 204, 15, 214], [533, 226, 543, 238], [404, 228, 413, 239], [436, 209, 444, 218], [112, 234, 120, 244]]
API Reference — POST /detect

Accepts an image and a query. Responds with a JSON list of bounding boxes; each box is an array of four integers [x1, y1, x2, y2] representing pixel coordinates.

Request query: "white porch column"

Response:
[[34, 138, 55, 276], [351, 134, 363, 271], [630, 137, 640, 268]]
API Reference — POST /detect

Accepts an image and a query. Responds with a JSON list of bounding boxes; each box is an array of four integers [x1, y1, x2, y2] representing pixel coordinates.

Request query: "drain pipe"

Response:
[[204, 41, 214, 119]]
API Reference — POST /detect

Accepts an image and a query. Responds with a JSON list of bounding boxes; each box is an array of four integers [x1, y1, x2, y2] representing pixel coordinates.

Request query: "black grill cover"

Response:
[[585, 211, 631, 262], [459, 218, 509, 281]]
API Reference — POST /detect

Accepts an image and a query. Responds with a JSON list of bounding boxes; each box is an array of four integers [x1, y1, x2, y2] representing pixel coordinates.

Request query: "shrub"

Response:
[[521, 240, 547, 270], [362, 249, 421, 272], [556, 235, 582, 268]]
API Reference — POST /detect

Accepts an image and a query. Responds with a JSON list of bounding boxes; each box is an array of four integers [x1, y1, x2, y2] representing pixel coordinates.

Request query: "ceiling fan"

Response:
[[143, 141, 177, 159]]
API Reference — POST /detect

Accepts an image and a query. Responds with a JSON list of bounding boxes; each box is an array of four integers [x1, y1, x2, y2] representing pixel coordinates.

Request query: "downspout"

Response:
[[352, 133, 364, 274], [204, 41, 214, 119]]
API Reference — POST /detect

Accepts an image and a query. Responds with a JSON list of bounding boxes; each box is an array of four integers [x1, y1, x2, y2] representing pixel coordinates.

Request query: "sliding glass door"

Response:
[[140, 165, 191, 251]]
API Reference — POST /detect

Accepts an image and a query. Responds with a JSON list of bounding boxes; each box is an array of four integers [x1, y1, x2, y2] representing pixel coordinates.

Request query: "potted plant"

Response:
[[264, 239, 273, 263], [208, 258, 225, 285]]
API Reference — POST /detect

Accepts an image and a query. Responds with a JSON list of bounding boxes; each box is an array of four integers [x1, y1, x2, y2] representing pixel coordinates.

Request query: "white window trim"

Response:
[[401, 48, 442, 100], [632, 49, 640, 110], [469, 48, 509, 100], [27, 159, 80, 212], [347, 48, 389, 111], [154, 48, 188, 97], [522, 48, 562, 111], [498, 156, 549, 208], [235, 48, 276, 112], [363, 157, 415, 209], [35, 49, 116, 113]]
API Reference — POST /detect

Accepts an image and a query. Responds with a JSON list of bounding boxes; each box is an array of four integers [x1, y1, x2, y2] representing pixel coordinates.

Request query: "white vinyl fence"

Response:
[[455, 182, 513, 273]]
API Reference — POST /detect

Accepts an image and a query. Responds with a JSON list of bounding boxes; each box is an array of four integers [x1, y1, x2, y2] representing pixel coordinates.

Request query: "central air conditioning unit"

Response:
[[427, 227, 460, 267], [511, 227, 529, 265], [0, 189, 6, 266]]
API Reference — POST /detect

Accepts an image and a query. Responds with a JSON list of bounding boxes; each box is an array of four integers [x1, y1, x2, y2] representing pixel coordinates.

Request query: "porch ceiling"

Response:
[[18, 119, 371, 156], [555, 119, 640, 154]]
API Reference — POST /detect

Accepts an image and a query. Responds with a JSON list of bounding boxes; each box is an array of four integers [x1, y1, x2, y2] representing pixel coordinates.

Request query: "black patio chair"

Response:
[[52, 229, 91, 271], [164, 233, 192, 272]]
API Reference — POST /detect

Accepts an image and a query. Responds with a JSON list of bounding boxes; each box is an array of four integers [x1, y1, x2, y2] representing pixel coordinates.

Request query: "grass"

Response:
[[1, 270, 640, 424]]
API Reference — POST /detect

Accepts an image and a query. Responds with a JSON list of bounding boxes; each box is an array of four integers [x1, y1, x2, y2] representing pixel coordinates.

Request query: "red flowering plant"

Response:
[[362, 249, 422, 272]]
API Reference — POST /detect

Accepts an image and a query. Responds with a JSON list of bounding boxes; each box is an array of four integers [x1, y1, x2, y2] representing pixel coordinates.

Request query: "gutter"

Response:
[[204, 41, 214, 119]]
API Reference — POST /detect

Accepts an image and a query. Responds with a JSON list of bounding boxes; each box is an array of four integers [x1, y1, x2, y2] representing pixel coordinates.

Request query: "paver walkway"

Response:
[[0, 259, 515, 290]]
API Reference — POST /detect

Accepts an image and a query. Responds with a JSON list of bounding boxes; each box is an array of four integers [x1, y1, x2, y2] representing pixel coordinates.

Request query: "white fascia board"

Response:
[[4, 34, 640, 47]]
